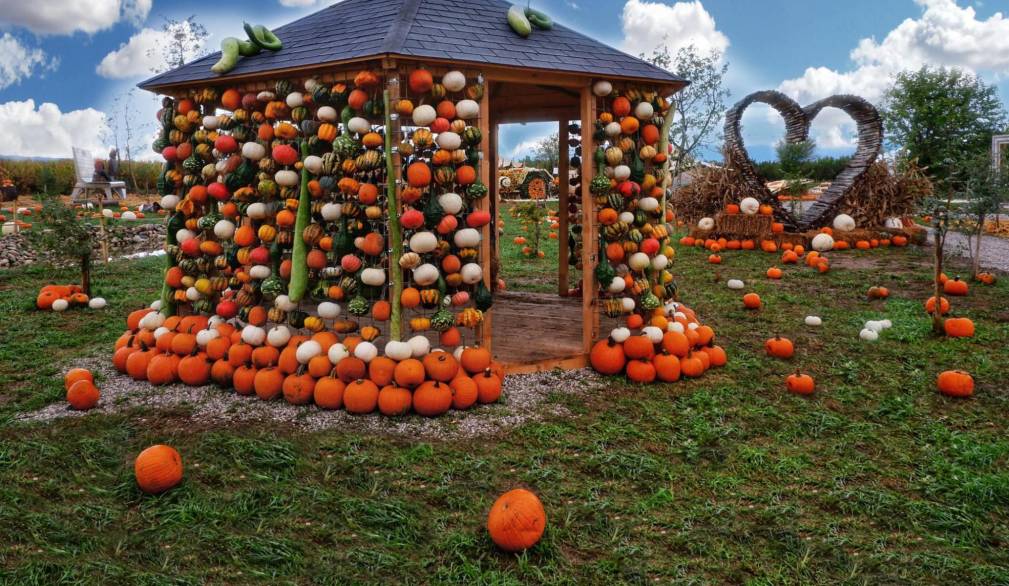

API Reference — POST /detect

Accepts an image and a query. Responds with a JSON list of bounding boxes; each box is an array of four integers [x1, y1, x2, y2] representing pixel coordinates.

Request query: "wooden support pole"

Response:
[[557, 119, 569, 296], [579, 87, 598, 355], [477, 77, 494, 352], [383, 86, 404, 342]]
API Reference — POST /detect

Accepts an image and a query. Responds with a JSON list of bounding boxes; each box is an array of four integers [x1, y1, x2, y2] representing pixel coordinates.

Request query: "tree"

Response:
[[28, 196, 95, 296], [882, 66, 1007, 184], [955, 150, 1009, 279], [146, 16, 210, 73], [774, 139, 817, 216], [531, 132, 559, 172], [646, 44, 730, 177]]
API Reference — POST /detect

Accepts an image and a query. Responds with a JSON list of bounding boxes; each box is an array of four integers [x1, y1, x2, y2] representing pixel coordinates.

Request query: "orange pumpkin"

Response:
[[134, 444, 183, 494], [378, 385, 413, 416], [314, 376, 346, 409], [413, 380, 453, 416], [487, 488, 546, 552], [66, 379, 100, 410]]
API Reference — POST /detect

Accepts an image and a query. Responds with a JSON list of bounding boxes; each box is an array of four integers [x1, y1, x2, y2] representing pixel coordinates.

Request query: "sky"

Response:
[[1, 0, 1008, 163]]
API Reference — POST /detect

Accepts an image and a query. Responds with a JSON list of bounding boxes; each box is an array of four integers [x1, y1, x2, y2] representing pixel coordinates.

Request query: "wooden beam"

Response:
[[478, 79, 493, 353], [579, 86, 598, 355], [557, 119, 569, 296], [492, 107, 580, 125]]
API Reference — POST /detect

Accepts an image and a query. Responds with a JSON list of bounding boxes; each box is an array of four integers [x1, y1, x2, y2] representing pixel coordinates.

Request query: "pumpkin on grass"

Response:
[[786, 371, 815, 395], [487, 488, 546, 552], [937, 370, 973, 397], [765, 335, 794, 359], [67, 379, 100, 410], [589, 338, 625, 374], [944, 317, 974, 338], [134, 444, 183, 495], [64, 368, 93, 391]]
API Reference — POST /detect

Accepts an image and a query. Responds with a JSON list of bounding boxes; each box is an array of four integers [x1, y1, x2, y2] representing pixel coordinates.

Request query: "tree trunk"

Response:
[[972, 220, 983, 278], [933, 228, 944, 334], [81, 254, 92, 297]]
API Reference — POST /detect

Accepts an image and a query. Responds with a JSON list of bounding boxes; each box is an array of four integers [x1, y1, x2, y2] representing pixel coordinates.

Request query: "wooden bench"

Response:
[[69, 147, 127, 203]]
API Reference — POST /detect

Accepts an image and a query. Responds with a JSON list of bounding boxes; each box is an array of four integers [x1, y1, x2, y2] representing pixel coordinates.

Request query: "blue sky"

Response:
[[1, 0, 1007, 162]]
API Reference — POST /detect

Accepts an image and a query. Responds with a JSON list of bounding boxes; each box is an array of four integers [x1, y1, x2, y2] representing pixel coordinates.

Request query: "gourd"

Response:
[[407, 335, 431, 357], [811, 233, 834, 252], [385, 340, 413, 361], [327, 343, 349, 364], [507, 4, 532, 37], [134, 444, 183, 495], [317, 302, 341, 319], [409, 232, 438, 253], [214, 220, 235, 240], [727, 279, 744, 290], [859, 328, 879, 341], [296, 340, 322, 364], [267, 325, 292, 347], [347, 117, 371, 134], [634, 101, 654, 119], [592, 80, 613, 96], [438, 192, 463, 215], [361, 268, 386, 286], [436, 131, 462, 150], [697, 217, 714, 230], [460, 263, 483, 285], [354, 341, 378, 363], [610, 327, 631, 343], [628, 252, 650, 272], [88, 297, 107, 309], [804, 315, 822, 326], [453, 228, 480, 248], [242, 325, 266, 346], [442, 71, 467, 92], [413, 264, 440, 286], [833, 214, 856, 231], [412, 105, 437, 126], [455, 100, 479, 119]]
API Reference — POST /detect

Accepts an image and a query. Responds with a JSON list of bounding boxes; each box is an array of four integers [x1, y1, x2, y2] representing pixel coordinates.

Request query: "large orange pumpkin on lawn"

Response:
[[487, 488, 546, 552], [134, 444, 183, 495]]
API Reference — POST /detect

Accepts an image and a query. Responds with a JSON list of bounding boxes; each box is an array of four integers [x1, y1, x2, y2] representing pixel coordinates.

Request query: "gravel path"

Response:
[[15, 355, 606, 440], [928, 229, 1009, 272]]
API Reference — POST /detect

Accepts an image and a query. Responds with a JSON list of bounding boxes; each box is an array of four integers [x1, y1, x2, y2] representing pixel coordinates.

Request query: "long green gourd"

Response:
[[384, 89, 403, 341], [288, 141, 311, 302]]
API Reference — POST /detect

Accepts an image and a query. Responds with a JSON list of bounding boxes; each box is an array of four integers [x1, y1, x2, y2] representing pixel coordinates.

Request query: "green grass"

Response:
[[1, 237, 1009, 584]]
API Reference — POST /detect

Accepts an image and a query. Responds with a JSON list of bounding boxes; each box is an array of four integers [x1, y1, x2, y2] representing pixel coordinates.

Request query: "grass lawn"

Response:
[[1, 232, 1008, 584]]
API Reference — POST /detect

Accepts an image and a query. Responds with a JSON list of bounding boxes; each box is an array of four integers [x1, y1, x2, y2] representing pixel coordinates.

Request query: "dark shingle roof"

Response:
[[138, 0, 685, 91]]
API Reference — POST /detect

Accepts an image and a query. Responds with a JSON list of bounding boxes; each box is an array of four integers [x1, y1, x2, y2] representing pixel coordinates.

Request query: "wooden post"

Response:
[[383, 86, 404, 341], [557, 119, 569, 296], [477, 76, 493, 352], [579, 87, 598, 355]]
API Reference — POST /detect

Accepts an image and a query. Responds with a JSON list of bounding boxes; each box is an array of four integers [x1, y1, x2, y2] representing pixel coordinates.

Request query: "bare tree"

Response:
[[956, 150, 1009, 279], [646, 44, 730, 177], [146, 15, 210, 73]]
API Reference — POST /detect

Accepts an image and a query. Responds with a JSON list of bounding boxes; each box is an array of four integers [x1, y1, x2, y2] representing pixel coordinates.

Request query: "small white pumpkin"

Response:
[[140, 311, 165, 330], [242, 325, 267, 346], [202, 115, 220, 130], [605, 122, 622, 137], [249, 265, 272, 280], [620, 297, 636, 312], [275, 169, 299, 187], [208, 315, 225, 328], [610, 327, 631, 343], [804, 315, 822, 326], [613, 165, 631, 181], [638, 197, 659, 212], [408, 335, 431, 358], [242, 141, 266, 161], [642, 326, 664, 344], [274, 294, 297, 312], [880, 319, 893, 329], [442, 70, 467, 92], [453, 228, 481, 248], [196, 328, 219, 348], [697, 217, 715, 230], [154, 326, 171, 340], [285, 92, 304, 108], [628, 252, 650, 272], [267, 325, 292, 347], [438, 192, 464, 215], [246, 202, 268, 220], [214, 219, 236, 240], [455, 99, 479, 119], [347, 116, 371, 134], [859, 328, 879, 342], [303, 155, 323, 174], [150, 300, 162, 311], [608, 276, 626, 293], [121, 211, 137, 221], [296, 340, 322, 364], [361, 267, 386, 287], [320, 202, 342, 221], [51, 298, 69, 312], [175, 228, 196, 243], [413, 263, 440, 286], [327, 343, 349, 364], [87, 297, 107, 310], [436, 131, 462, 151], [651, 255, 669, 270], [739, 197, 760, 215], [353, 341, 378, 363], [884, 217, 903, 229], [412, 105, 437, 126], [592, 80, 613, 96], [317, 301, 341, 319], [257, 91, 275, 102], [384, 340, 413, 361], [409, 231, 438, 253], [634, 101, 654, 120], [667, 321, 685, 333], [865, 320, 885, 333], [460, 263, 483, 285], [727, 279, 745, 290], [160, 194, 180, 210], [102, 208, 114, 219], [832, 213, 856, 232], [811, 233, 835, 252], [317, 105, 338, 122]]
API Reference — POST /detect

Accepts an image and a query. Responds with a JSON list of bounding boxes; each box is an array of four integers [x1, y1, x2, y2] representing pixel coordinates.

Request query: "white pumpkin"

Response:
[[697, 217, 715, 230], [739, 197, 760, 215], [667, 321, 685, 333], [804, 315, 822, 326], [438, 192, 464, 215], [408, 335, 431, 357], [880, 319, 893, 329], [605, 122, 622, 137], [412, 105, 437, 126], [208, 316, 225, 328], [274, 294, 297, 312], [321, 202, 342, 221], [140, 311, 165, 330], [196, 329, 219, 348], [50, 298, 69, 312], [884, 217, 903, 229], [613, 165, 631, 181], [160, 194, 180, 210], [317, 301, 341, 319], [102, 208, 114, 219], [246, 202, 268, 219], [317, 105, 338, 122], [592, 80, 613, 96], [811, 233, 835, 252], [303, 155, 323, 174], [634, 101, 654, 120], [242, 325, 267, 346], [150, 300, 162, 311], [347, 116, 371, 134], [455, 99, 479, 119], [620, 297, 636, 312], [121, 211, 137, 221], [865, 320, 885, 333], [638, 197, 659, 212], [267, 325, 292, 347], [285, 92, 304, 108], [214, 219, 236, 240], [442, 70, 467, 92], [618, 211, 635, 224], [257, 91, 275, 102], [87, 297, 107, 309], [249, 265, 272, 280], [296, 340, 322, 364], [453, 228, 481, 248], [651, 255, 669, 270], [175, 228, 195, 243], [413, 263, 440, 286], [610, 327, 631, 343], [361, 267, 386, 287], [409, 231, 438, 253], [353, 341, 378, 363], [328, 343, 349, 364], [154, 326, 171, 340], [628, 252, 650, 272], [460, 263, 483, 285], [642, 326, 664, 344], [436, 131, 462, 151], [275, 170, 299, 187], [727, 279, 745, 290], [384, 340, 413, 361], [242, 141, 266, 161], [859, 328, 879, 342], [833, 213, 856, 232], [202, 115, 220, 130], [608, 276, 626, 293]]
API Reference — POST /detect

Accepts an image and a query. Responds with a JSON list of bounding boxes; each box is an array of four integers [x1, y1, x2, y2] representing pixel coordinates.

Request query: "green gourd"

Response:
[[287, 142, 311, 302]]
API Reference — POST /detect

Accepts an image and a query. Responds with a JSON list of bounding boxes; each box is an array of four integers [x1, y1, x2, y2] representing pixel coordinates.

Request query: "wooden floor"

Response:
[[490, 291, 616, 372]]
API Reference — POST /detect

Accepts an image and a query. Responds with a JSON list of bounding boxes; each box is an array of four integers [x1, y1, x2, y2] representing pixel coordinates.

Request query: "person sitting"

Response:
[[93, 159, 111, 182]]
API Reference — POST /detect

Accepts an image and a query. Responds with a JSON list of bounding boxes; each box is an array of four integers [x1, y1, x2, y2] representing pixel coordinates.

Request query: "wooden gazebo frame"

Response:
[[140, 0, 686, 374]]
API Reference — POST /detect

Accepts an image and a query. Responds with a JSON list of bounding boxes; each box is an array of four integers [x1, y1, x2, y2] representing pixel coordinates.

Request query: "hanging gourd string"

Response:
[[287, 141, 312, 302], [651, 98, 677, 294], [384, 88, 404, 342]]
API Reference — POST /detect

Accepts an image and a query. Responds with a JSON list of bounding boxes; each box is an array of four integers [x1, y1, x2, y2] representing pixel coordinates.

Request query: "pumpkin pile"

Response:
[[112, 307, 504, 416], [36, 285, 106, 311]]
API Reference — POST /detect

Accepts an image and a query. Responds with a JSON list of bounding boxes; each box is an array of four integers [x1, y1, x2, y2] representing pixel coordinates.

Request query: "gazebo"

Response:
[[139, 0, 687, 374]]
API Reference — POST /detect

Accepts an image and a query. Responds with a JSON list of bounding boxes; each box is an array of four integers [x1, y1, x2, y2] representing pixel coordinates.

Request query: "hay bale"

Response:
[[716, 214, 773, 240]]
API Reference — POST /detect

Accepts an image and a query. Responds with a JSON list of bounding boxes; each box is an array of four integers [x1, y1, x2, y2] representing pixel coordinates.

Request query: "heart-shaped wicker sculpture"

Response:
[[723, 90, 883, 231]]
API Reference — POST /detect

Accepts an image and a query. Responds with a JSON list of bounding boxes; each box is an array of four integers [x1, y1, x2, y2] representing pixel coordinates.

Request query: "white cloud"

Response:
[[0, 0, 151, 35], [778, 0, 1009, 148], [0, 100, 111, 159], [620, 0, 729, 60], [96, 28, 164, 79], [0, 33, 58, 89]]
